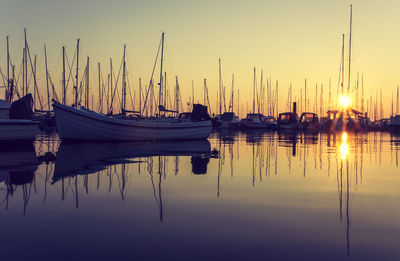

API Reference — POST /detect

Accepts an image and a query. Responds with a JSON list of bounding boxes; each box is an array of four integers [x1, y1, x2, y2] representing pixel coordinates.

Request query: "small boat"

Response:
[[53, 102, 212, 141], [0, 94, 40, 143], [240, 113, 276, 129], [214, 112, 240, 129], [390, 115, 400, 132], [0, 99, 10, 119], [298, 112, 319, 133], [277, 102, 299, 131]]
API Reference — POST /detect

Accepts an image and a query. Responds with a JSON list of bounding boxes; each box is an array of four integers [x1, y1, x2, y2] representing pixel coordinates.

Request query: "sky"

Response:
[[1, 0, 400, 117]]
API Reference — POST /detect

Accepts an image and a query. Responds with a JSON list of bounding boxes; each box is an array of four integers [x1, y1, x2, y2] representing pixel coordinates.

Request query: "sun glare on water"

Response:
[[340, 132, 349, 160]]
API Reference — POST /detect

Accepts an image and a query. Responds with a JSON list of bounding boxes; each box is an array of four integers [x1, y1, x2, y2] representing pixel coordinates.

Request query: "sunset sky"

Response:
[[1, 0, 400, 116]]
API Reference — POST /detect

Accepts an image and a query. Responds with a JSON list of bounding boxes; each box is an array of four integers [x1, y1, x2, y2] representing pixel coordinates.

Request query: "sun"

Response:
[[339, 95, 351, 108]]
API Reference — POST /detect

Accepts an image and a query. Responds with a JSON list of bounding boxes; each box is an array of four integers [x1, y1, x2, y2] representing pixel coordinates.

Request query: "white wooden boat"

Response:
[[53, 102, 212, 141], [0, 119, 40, 142], [0, 99, 10, 119]]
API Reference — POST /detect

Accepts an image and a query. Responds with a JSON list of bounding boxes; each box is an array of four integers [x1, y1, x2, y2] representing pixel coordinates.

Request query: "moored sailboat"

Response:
[[0, 94, 40, 143], [53, 34, 212, 141]]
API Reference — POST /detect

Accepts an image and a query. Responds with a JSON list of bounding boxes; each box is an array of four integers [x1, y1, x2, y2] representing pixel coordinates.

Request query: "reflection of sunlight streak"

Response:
[[340, 132, 349, 160], [340, 142, 349, 160]]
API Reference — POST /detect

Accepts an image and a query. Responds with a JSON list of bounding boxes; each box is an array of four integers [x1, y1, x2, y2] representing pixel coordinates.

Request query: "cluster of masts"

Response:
[[1, 21, 400, 124]]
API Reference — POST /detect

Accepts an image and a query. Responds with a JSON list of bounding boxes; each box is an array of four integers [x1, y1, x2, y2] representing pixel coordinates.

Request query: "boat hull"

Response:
[[0, 109, 9, 119], [53, 103, 212, 141], [0, 120, 40, 142]]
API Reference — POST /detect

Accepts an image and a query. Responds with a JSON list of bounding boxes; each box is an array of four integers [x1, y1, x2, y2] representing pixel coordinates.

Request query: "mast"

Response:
[[34, 55, 37, 107], [164, 71, 167, 110], [22, 47, 25, 97], [62, 46, 66, 105], [361, 75, 364, 112], [347, 5, 352, 95], [158, 32, 165, 114], [276, 80, 278, 118], [44, 45, 50, 111], [176, 76, 180, 113], [24, 28, 28, 96], [139, 78, 142, 115], [122, 45, 126, 114], [320, 84, 323, 117], [397, 85, 399, 115], [305, 79, 307, 112], [203, 79, 206, 105], [110, 58, 113, 113], [329, 78, 332, 110], [356, 72, 359, 109], [237, 89, 240, 117], [86, 56, 90, 109], [74, 39, 80, 107], [260, 70, 263, 113], [231, 74, 234, 112], [98, 62, 101, 112], [192, 80, 194, 109], [315, 84, 317, 114], [392, 92, 394, 116], [6, 36, 9, 100], [253, 67, 256, 113], [219, 59, 222, 114], [289, 83, 292, 112], [341, 34, 345, 95]]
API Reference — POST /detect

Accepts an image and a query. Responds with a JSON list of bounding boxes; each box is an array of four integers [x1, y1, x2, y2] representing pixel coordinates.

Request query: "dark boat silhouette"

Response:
[[0, 143, 39, 184]]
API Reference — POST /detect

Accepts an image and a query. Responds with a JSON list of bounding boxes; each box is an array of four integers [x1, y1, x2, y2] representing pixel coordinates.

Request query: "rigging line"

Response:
[[110, 52, 124, 112], [0, 67, 7, 88], [127, 74, 135, 111], [142, 37, 162, 114], [48, 74, 60, 102], [26, 43, 44, 110], [65, 48, 76, 97]]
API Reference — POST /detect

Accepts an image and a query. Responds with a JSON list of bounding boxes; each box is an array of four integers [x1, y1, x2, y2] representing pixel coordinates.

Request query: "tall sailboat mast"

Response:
[[347, 5, 352, 95], [98, 62, 101, 112], [6, 36, 9, 100], [158, 32, 165, 115], [341, 34, 345, 95], [86, 56, 90, 109], [74, 39, 80, 107], [122, 45, 127, 114], [219, 58, 222, 115], [24, 28, 28, 96], [44, 45, 50, 111], [253, 67, 256, 113], [62, 46, 66, 105]]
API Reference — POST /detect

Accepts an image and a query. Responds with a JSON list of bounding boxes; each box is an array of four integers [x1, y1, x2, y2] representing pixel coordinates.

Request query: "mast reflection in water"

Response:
[[0, 131, 399, 261]]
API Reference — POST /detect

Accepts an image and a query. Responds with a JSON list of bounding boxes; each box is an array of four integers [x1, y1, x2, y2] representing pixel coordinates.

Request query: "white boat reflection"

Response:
[[52, 140, 212, 182]]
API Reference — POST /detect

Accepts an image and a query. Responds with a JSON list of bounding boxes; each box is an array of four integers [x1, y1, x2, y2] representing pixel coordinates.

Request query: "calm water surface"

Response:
[[1, 130, 399, 260]]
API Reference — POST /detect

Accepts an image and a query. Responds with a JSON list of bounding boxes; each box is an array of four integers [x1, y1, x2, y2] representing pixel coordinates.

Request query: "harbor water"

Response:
[[0, 130, 399, 260]]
